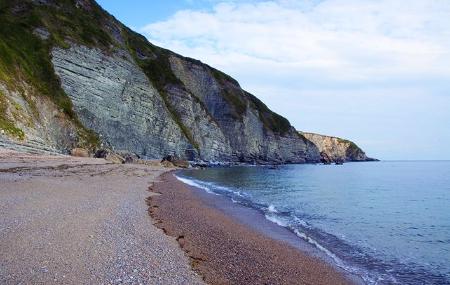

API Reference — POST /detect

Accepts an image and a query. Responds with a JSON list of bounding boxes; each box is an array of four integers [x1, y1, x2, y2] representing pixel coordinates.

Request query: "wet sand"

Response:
[[149, 172, 356, 285], [0, 150, 204, 285]]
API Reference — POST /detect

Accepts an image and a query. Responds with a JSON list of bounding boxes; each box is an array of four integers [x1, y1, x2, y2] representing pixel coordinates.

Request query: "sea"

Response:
[[177, 161, 450, 285]]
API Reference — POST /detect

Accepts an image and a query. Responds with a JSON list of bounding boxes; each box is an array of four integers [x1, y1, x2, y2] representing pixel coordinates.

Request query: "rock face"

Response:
[[301, 132, 375, 163], [0, 0, 373, 164], [49, 42, 320, 163], [51, 45, 193, 159], [167, 56, 320, 163], [0, 82, 79, 153]]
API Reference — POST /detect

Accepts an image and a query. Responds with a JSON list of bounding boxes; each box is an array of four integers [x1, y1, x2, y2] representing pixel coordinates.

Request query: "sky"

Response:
[[97, 0, 450, 160]]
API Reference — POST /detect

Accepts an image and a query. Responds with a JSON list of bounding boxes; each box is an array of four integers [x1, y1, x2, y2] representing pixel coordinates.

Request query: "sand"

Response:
[[0, 149, 204, 285], [149, 172, 356, 285]]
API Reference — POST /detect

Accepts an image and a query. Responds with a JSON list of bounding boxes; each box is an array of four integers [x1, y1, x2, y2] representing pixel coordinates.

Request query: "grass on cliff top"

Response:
[[246, 92, 292, 135], [211, 68, 240, 87], [209, 62, 291, 135], [0, 0, 112, 148], [209, 68, 247, 120], [337, 137, 359, 149], [337, 137, 363, 157]]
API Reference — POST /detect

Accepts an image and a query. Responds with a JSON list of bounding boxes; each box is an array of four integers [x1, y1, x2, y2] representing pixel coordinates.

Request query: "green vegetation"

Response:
[[210, 69, 247, 119], [222, 89, 247, 118], [339, 138, 362, 157], [0, 90, 25, 140], [210, 67, 291, 135], [246, 92, 291, 135], [0, 118, 25, 140], [296, 132, 311, 144], [337, 137, 359, 149], [0, 0, 109, 148], [211, 67, 240, 87], [334, 137, 363, 158], [78, 127, 101, 149], [124, 30, 183, 88], [124, 29, 199, 150], [0, 0, 113, 114]]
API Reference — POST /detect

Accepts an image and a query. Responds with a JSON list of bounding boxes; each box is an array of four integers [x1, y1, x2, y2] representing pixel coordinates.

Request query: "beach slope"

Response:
[[0, 150, 203, 285]]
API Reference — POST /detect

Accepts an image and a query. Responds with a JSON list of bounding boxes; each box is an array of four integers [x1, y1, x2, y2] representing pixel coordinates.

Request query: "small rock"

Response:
[[71, 148, 90, 157], [94, 149, 125, 164], [33, 27, 50, 40]]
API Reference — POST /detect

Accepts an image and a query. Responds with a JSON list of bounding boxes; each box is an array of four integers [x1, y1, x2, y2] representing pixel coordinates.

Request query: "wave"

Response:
[[175, 175, 248, 199], [174, 176, 219, 195], [264, 213, 289, 227]]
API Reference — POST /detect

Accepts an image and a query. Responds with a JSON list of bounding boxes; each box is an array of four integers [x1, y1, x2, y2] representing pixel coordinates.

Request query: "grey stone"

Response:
[[51, 45, 192, 160], [33, 27, 50, 40], [169, 55, 320, 163]]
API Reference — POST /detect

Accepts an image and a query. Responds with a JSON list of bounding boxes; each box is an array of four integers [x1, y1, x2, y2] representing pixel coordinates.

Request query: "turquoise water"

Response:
[[178, 161, 450, 284]]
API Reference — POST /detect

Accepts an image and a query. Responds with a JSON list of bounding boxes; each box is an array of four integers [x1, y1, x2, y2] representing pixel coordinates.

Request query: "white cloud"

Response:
[[139, 0, 450, 159], [141, 0, 450, 82]]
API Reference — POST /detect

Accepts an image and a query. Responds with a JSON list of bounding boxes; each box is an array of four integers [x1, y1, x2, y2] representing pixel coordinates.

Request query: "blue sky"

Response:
[[97, 0, 236, 28], [97, 0, 450, 160]]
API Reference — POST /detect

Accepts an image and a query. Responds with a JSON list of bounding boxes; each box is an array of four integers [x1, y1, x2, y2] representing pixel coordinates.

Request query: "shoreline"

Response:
[[173, 174, 362, 280], [148, 171, 360, 285]]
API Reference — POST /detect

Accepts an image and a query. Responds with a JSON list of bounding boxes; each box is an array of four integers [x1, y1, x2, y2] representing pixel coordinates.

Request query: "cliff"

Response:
[[301, 132, 376, 163], [0, 0, 372, 164]]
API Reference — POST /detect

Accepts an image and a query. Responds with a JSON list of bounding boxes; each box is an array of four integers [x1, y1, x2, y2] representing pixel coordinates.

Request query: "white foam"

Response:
[[292, 216, 310, 228], [174, 175, 219, 195], [265, 215, 376, 284], [265, 214, 289, 227], [293, 229, 346, 268], [268, 204, 278, 213], [212, 184, 231, 191]]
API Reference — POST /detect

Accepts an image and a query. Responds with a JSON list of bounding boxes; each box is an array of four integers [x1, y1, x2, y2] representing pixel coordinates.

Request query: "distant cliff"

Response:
[[301, 132, 376, 163], [0, 0, 374, 164]]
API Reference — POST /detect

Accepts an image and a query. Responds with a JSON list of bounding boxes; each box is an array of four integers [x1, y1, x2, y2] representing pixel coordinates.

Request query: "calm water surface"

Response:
[[178, 161, 450, 284]]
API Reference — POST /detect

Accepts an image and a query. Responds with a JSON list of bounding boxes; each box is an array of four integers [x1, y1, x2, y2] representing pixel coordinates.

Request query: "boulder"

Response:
[[94, 149, 125, 164], [71, 148, 89, 157], [116, 151, 139, 164], [94, 149, 109, 159], [105, 153, 125, 164], [161, 155, 190, 168]]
